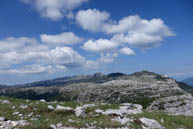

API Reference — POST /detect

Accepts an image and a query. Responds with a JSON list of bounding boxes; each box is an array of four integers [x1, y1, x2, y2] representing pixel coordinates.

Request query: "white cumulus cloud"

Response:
[[40, 32, 82, 45], [21, 0, 88, 21], [0, 36, 91, 74], [76, 9, 110, 32], [82, 39, 118, 53], [76, 9, 174, 50], [119, 47, 135, 56]]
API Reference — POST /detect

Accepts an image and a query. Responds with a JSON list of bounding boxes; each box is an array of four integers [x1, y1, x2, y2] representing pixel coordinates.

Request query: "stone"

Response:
[[28, 112, 33, 117], [48, 105, 55, 110], [55, 105, 74, 112], [0, 117, 6, 121], [2, 100, 10, 104], [95, 103, 143, 117], [75, 104, 95, 117], [139, 117, 164, 129], [68, 119, 75, 123], [40, 99, 46, 102], [13, 112, 19, 115], [30, 118, 38, 121], [19, 104, 28, 109], [0, 119, 29, 128]]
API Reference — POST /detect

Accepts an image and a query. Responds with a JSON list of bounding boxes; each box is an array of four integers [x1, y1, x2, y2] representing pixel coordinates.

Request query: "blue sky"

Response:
[[0, 0, 193, 85]]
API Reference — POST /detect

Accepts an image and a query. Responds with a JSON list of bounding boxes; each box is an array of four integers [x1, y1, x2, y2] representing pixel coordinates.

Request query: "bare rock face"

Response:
[[149, 94, 193, 116], [95, 103, 143, 117]]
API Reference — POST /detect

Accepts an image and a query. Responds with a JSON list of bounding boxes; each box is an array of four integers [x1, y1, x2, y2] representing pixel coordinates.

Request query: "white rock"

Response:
[[19, 104, 28, 109], [95, 103, 142, 117], [50, 124, 57, 129], [55, 105, 74, 112], [18, 114, 23, 117], [12, 106, 16, 109], [13, 112, 19, 115], [2, 100, 10, 104], [68, 119, 75, 123], [40, 99, 46, 102], [0, 120, 29, 128], [30, 118, 38, 121], [0, 117, 6, 121], [56, 123, 63, 127], [139, 117, 163, 129], [48, 105, 55, 110], [11, 121, 19, 126], [28, 112, 33, 117], [75, 104, 95, 117]]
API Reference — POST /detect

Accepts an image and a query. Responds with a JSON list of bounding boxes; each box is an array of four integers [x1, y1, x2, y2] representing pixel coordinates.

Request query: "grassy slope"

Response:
[[0, 96, 193, 129]]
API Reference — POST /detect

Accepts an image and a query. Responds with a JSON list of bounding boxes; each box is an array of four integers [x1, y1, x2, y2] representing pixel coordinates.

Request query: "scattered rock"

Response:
[[95, 103, 143, 117], [68, 119, 75, 123], [139, 117, 163, 129], [2, 100, 10, 104], [55, 105, 74, 112], [13, 112, 19, 115], [19, 104, 28, 109], [28, 112, 33, 117], [48, 105, 55, 110], [0, 117, 7, 121], [40, 99, 46, 102], [75, 104, 95, 117], [0, 120, 29, 128], [12, 106, 16, 109], [30, 118, 38, 121], [18, 114, 23, 117]]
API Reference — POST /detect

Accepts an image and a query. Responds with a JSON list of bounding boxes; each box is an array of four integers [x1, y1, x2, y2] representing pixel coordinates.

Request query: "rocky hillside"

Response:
[[0, 96, 193, 129], [1, 71, 193, 116]]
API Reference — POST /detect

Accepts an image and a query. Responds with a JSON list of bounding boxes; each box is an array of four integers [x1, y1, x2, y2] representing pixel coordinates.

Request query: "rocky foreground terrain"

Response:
[[0, 96, 193, 129], [0, 71, 193, 128]]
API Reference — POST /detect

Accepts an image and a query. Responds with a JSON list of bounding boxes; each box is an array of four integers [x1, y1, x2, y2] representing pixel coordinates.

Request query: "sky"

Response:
[[0, 0, 193, 85]]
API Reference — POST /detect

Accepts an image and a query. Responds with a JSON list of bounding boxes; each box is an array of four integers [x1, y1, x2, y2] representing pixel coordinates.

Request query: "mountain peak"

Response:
[[130, 70, 158, 76], [107, 72, 125, 77], [93, 72, 104, 78]]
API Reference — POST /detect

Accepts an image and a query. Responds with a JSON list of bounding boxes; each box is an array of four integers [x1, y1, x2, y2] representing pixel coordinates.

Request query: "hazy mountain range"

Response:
[[182, 77, 193, 86]]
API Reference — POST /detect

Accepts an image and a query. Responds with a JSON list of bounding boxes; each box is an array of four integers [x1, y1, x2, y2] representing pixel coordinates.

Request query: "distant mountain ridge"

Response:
[[182, 77, 193, 86], [0, 85, 7, 88], [13, 72, 126, 88]]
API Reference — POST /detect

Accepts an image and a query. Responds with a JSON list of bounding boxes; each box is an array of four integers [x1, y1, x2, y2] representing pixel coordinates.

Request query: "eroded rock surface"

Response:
[[95, 103, 142, 117]]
